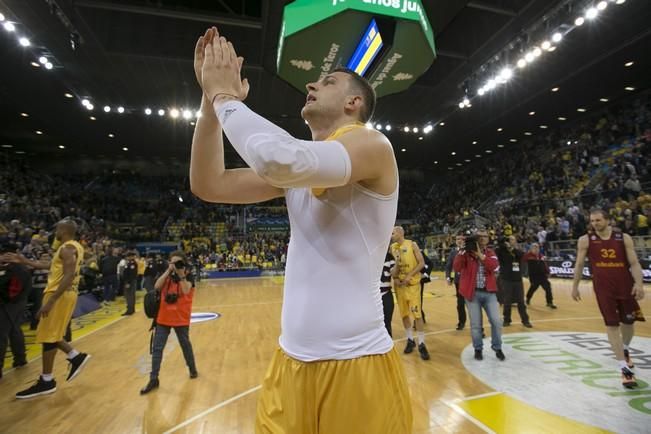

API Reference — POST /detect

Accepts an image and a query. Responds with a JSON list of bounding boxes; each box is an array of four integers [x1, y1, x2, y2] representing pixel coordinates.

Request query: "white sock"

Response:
[[618, 360, 628, 370], [67, 349, 80, 360], [417, 331, 425, 345], [41, 373, 54, 382], [406, 328, 414, 341]]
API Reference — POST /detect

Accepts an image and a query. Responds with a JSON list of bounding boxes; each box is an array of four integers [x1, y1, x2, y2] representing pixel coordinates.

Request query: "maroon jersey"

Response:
[[587, 230, 634, 296]]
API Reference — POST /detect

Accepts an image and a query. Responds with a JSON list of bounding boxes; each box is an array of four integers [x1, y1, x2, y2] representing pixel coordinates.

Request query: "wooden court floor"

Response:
[[1, 275, 649, 434]]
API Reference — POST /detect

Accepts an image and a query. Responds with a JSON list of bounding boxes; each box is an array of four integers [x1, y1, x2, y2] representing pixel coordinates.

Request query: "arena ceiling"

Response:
[[0, 0, 650, 171]]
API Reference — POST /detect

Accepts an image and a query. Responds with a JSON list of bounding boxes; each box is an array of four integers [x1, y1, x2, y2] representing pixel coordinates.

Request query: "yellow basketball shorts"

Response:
[[35, 291, 78, 344], [255, 347, 413, 434], [396, 283, 422, 319]]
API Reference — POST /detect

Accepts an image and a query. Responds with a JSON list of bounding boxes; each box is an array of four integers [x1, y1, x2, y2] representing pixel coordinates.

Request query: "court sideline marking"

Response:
[[163, 315, 607, 433]]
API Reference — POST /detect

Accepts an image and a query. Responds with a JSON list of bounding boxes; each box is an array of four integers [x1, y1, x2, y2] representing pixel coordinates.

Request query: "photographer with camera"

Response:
[[140, 251, 198, 394], [496, 236, 532, 328], [445, 233, 466, 330], [143, 253, 157, 293], [453, 230, 505, 361]]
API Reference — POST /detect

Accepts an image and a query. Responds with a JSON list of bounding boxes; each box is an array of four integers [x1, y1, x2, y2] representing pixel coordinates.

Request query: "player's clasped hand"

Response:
[[199, 26, 249, 103]]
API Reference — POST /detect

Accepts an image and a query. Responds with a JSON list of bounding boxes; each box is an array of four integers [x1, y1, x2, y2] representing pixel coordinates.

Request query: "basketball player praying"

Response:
[[189, 27, 412, 433]]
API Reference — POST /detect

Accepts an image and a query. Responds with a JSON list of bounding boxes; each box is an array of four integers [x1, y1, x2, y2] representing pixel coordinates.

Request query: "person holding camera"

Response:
[[496, 236, 532, 328], [122, 251, 138, 316], [143, 253, 157, 293], [140, 251, 198, 395], [453, 230, 505, 361], [445, 233, 466, 330]]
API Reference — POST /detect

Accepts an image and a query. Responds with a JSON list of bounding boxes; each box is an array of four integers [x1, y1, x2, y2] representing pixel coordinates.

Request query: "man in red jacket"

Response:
[[453, 230, 505, 361]]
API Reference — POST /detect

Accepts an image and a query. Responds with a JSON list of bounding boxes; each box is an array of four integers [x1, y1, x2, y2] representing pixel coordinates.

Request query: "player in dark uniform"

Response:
[[572, 209, 645, 388]]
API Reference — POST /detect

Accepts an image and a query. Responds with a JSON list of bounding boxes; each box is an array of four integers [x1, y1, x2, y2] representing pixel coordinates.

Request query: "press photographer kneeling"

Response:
[[141, 251, 198, 395]]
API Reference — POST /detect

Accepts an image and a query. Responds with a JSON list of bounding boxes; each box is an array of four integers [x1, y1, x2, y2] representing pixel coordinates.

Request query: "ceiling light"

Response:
[[375, 124, 383, 130], [597, 1, 608, 11], [20, 112, 28, 117], [144, 108, 152, 115], [158, 109, 165, 116], [81, 99, 90, 106], [529, 111, 535, 116], [403, 126, 410, 132], [547, 46, 557, 52], [459, 101, 465, 109], [418, 137, 423, 141], [182, 109, 192, 120], [485, 150, 493, 154], [575, 16, 585, 26], [558, 117, 567, 121], [365, 122, 373, 129], [577, 108, 587, 112], [510, 139, 517, 143], [195, 110, 202, 119], [0, 13, 4, 22], [4, 22, 15, 32], [551, 87, 559, 92], [64, 93, 73, 98], [625, 61, 634, 67], [615, 0, 625, 4], [585, 7, 598, 20], [517, 58, 526, 68], [541, 40, 551, 50], [401, 148, 406, 152], [539, 125, 548, 129], [625, 86, 635, 91], [472, 141, 477, 145], [39, 56, 47, 64], [45, 62, 53, 70], [434, 161, 438, 164], [567, 141, 572, 145], [439, 122, 445, 126], [19, 37, 30, 47], [486, 78, 497, 90], [478, 87, 486, 96], [456, 163, 462, 166], [122, 147, 128, 151], [552, 32, 563, 43], [497, 144, 504, 148], [524, 132, 533, 136], [117, 106, 125, 114], [451, 152, 456, 156], [475, 155, 481, 158], [103, 106, 111, 112], [170, 108, 180, 118], [58, 145, 65, 149], [190, 121, 196, 126], [35, 130, 43, 135], [385, 125, 392, 131], [15, 151, 25, 154], [1, 145, 13, 148], [30, 62, 40, 68], [533, 47, 542, 57], [86, 104, 94, 111], [412, 127, 419, 133], [464, 159, 471, 162], [89, 116, 96, 121], [525, 52, 535, 62], [108, 133, 115, 138], [600, 98, 609, 102], [424, 125, 433, 134], [499, 68, 513, 81], [497, 128, 503, 132]]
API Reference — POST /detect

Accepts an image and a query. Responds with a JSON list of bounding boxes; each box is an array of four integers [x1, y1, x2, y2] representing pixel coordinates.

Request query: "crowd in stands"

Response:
[[2, 91, 651, 270]]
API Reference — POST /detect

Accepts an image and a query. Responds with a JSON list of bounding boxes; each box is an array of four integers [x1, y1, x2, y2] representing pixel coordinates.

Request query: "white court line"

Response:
[[440, 399, 495, 433], [156, 315, 626, 432], [457, 390, 503, 402], [163, 385, 262, 434]]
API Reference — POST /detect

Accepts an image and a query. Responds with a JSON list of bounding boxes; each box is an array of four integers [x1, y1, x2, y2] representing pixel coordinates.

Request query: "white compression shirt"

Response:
[[279, 181, 398, 361]]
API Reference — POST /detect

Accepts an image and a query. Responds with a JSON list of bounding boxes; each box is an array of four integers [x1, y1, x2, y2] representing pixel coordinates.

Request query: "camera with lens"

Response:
[[169, 260, 186, 283], [464, 235, 479, 252]]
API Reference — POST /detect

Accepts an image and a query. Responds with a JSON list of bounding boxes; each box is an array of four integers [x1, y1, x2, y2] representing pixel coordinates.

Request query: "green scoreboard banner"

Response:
[[277, 0, 436, 98]]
